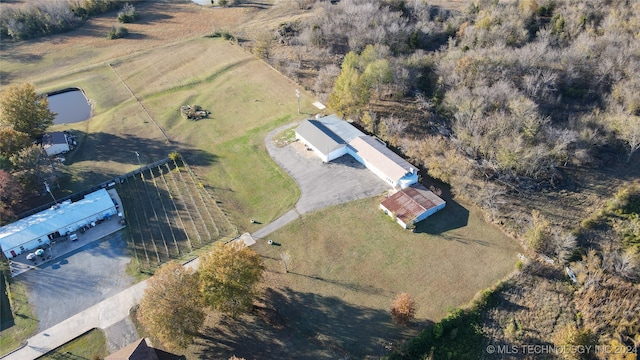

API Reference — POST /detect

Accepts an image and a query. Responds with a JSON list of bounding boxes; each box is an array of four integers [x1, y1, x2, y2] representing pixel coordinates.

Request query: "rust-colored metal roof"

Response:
[[380, 185, 445, 224]]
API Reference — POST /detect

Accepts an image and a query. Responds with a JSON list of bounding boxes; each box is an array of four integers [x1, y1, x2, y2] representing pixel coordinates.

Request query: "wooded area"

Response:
[[248, 0, 640, 356]]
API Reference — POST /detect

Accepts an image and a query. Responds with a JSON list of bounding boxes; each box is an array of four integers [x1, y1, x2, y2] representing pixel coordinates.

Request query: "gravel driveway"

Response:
[[20, 231, 133, 330]]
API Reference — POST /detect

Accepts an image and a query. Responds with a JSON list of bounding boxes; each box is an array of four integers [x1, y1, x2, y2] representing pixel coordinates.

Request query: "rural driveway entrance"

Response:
[[254, 122, 388, 238]]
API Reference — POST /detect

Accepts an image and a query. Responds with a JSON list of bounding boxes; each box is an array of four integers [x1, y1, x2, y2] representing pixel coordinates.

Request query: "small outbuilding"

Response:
[[0, 189, 117, 259], [42, 132, 70, 156], [380, 185, 446, 229]]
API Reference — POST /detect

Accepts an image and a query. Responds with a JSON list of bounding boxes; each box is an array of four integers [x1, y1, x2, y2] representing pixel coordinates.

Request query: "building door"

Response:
[[10, 250, 17, 257]]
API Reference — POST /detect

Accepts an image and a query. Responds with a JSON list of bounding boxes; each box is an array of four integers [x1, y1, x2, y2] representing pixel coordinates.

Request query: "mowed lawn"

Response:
[[187, 196, 522, 358], [2, 35, 304, 227]]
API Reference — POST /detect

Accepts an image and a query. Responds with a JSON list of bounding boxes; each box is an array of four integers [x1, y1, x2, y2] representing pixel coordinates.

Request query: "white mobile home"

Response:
[[0, 189, 117, 259]]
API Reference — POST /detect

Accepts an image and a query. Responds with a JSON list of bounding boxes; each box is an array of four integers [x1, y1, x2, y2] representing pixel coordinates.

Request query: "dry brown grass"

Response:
[[481, 262, 578, 355], [0, 1, 255, 89]]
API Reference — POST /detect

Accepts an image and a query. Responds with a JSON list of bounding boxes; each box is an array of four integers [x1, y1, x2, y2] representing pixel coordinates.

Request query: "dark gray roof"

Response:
[[43, 132, 67, 146], [295, 119, 346, 155]]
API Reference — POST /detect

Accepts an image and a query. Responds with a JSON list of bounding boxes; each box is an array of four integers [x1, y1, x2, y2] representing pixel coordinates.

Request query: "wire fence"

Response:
[[16, 158, 171, 220]]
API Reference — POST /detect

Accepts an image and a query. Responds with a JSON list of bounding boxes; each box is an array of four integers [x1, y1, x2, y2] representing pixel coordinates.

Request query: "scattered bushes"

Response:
[[0, 0, 128, 41]]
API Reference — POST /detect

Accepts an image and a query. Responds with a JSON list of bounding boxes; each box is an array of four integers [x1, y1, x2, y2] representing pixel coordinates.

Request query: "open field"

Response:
[[186, 196, 521, 358], [0, 1, 309, 225], [1, 2, 305, 352]]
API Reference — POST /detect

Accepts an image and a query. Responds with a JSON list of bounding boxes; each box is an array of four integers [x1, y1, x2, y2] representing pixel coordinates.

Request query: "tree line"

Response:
[[262, 0, 639, 187], [0, 83, 57, 223]]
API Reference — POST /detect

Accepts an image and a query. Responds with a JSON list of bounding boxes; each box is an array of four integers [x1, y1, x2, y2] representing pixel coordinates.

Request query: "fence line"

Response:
[[16, 158, 171, 220], [108, 63, 172, 144]]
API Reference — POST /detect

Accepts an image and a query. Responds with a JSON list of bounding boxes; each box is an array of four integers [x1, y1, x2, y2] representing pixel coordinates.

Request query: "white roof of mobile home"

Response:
[[0, 189, 115, 252]]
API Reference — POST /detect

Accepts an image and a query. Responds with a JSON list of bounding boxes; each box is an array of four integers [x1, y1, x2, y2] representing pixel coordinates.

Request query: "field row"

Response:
[[117, 158, 236, 268]]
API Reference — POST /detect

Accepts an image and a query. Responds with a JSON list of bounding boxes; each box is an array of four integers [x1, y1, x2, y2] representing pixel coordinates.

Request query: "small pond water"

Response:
[[48, 90, 91, 125], [192, 0, 212, 4]]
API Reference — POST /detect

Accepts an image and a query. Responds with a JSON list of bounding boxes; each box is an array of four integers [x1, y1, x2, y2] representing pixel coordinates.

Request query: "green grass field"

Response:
[[36, 328, 108, 360], [0, 276, 38, 355], [14, 37, 306, 227]]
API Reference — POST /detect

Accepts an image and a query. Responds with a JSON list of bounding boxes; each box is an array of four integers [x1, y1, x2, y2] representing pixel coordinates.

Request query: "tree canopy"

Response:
[[199, 242, 264, 317], [137, 261, 205, 350], [0, 83, 55, 139]]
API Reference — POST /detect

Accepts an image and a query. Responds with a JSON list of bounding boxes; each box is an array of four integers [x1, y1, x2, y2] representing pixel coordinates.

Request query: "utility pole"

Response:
[[296, 89, 301, 115], [44, 181, 57, 204], [135, 151, 141, 166]]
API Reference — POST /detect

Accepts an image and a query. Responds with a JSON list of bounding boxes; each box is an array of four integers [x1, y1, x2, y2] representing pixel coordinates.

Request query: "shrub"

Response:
[[117, 3, 138, 23], [168, 151, 180, 162], [391, 292, 417, 326], [107, 26, 128, 40]]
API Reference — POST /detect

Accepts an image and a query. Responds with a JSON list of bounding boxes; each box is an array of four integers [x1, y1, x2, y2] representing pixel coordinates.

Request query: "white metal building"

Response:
[[295, 119, 347, 162], [347, 136, 418, 189], [294, 115, 419, 189], [0, 189, 117, 259]]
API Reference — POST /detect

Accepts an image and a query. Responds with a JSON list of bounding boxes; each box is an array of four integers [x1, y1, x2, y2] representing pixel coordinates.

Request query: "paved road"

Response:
[[3, 121, 389, 359]]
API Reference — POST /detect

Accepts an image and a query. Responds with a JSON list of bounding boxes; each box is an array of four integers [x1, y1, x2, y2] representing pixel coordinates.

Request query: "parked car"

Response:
[[69, 233, 78, 241]]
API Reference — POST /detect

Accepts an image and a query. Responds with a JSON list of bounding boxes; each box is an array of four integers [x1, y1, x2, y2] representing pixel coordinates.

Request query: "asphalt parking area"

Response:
[[19, 231, 133, 330], [266, 124, 389, 214]]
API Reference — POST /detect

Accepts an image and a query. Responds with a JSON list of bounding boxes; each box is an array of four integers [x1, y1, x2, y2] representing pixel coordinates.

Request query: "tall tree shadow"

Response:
[[192, 287, 431, 359]]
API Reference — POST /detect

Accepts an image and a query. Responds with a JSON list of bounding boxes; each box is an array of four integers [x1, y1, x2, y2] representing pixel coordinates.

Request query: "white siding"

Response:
[[44, 143, 70, 156], [413, 202, 446, 224]]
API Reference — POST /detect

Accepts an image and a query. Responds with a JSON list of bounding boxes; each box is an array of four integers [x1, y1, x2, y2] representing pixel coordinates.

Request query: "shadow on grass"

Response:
[[1, 273, 15, 331], [193, 287, 430, 359], [414, 198, 469, 235], [0, 70, 14, 85], [288, 271, 387, 296], [65, 131, 217, 168], [134, 10, 173, 26]]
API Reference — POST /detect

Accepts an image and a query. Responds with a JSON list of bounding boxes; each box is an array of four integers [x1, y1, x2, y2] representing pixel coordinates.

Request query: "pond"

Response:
[[191, 0, 213, 4], [48, 89, 91, 125]]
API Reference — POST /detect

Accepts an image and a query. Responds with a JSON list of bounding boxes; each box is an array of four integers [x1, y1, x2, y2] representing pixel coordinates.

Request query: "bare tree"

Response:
[[280, 251, 292, 273]]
